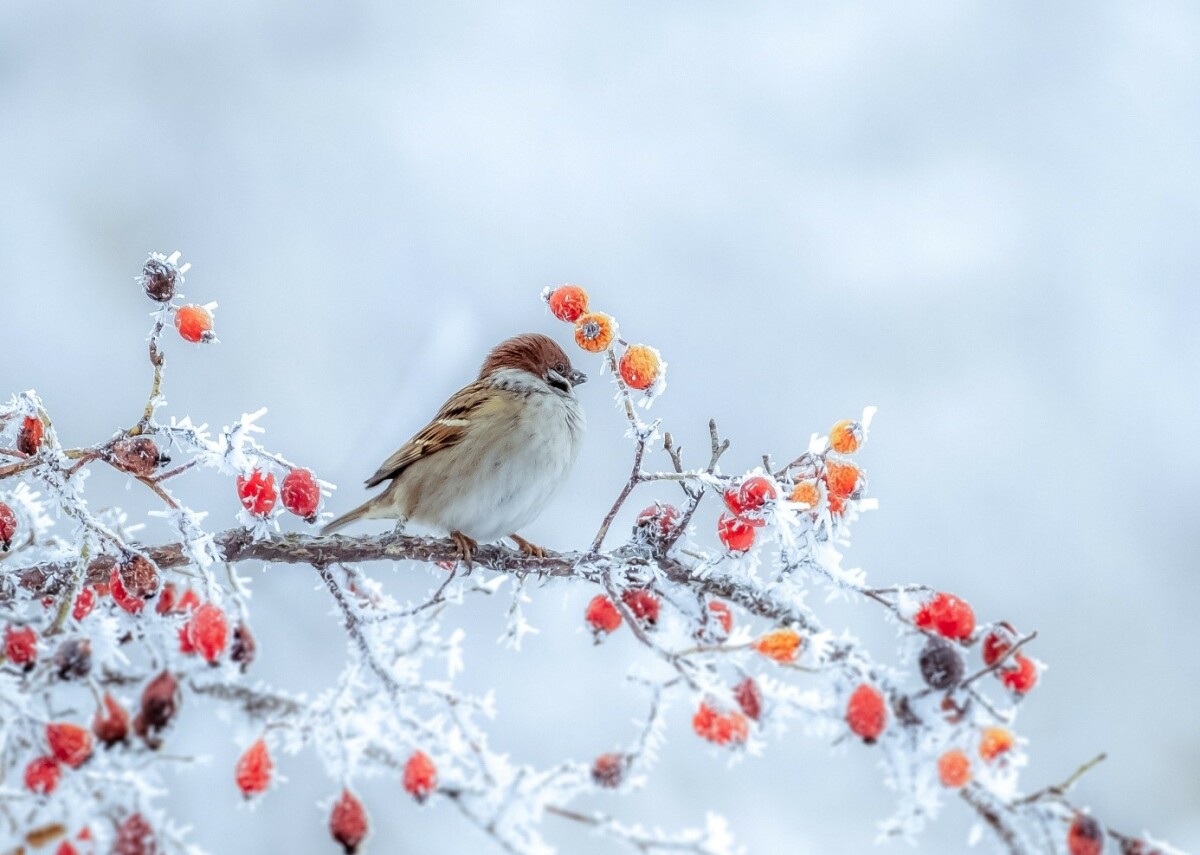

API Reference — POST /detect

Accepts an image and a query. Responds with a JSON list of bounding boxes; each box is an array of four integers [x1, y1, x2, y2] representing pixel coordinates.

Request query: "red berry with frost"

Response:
[[24, 755, 60, 795], [117, 553, 159, 600], [235, 738, 273, 797], [237, 469, 277, 517], [330, 789, 369, 853], [5, 624, 37, 670], [1000, 654, 1039, 695], [281, 468, 320, 522], [591, 752, 625, 788], [621, 589, 660, 625], [585, 595, 622, 635], [47, 722, 93, 767], [1067, 814, 1104, 855], [187, 603, 229, 663], [177, 588, 200, 612], [403, 750, 437, 801], [982, 623, 1017, 666], [18, 415, 44, 455], [846, 683, 887, 744], [979, 726, 1014, 762], [93, 693, 130, 747], [692, 702, 749, 746], [634, 503, 680, 540], [546, 284, 589, 323], [734, 677, 762, 721], [914, 592, 976, 641], [114, 813, 155, 855], [717, 512, 755, 552], [72, 587, 96, 621], [707, 601, 733, 636], [829, 419, 863, 455], [938, 749, 971, 788], [724, 476, 776, 526], [56, 841, 80, 855], [0, 502, 17, 550], [109, 567, 144, 615], [175, 304, 214, 343]]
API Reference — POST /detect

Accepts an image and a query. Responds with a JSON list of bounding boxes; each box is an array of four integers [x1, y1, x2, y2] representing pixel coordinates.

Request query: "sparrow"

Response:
[[321, 333, 587, 562]]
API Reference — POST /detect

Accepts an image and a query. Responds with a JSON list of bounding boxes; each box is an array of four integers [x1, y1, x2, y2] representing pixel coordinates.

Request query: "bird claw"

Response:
[[509, 534, 546, 559], [450, 530, 477, 567]]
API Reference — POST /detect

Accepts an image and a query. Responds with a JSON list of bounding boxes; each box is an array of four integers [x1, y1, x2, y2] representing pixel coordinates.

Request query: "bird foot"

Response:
[[450, 530, 478, 566], [509, 534, 546, 559]]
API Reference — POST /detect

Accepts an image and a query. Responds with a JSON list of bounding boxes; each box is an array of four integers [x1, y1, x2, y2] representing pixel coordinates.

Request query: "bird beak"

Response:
[[570, 368, 588, 386]]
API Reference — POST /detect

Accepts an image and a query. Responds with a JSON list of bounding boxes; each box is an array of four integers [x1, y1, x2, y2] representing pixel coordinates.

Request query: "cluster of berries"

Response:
[[544, 285, 665, 394]]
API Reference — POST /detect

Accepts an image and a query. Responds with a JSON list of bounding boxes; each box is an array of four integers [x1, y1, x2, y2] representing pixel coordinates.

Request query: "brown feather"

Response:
[[477, 333, 573, 381]]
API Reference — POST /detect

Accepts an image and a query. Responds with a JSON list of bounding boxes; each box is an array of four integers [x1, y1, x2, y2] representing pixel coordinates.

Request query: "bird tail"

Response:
[[320, 499, 376, 536]]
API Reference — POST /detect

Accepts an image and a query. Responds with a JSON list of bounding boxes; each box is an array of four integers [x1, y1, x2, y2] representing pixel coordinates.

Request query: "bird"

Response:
[[321, 333, 587, 563]]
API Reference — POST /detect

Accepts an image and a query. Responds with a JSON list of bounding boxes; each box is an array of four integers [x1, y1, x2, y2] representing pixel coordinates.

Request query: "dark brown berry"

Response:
[[114, 812, 156, 855], [134, 670, 180, 749], [53, 637, 92, 680], [734, 677, 763, 721], [591, 753, 625, 788], [93, 693, 131, 747], [117, 553, 159, 600], [141, 256, 178, 302], [110, 437, 168, 477], [231, 622, 256, 673], [919, 636, 964, 690]]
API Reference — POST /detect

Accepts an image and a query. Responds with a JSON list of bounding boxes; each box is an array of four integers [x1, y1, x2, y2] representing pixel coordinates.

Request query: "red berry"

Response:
[[982, 623, 1017, 666], [938, 749, 971, 788], [585, 595, 622, 635], [734, 677, 762, 721], [1067, 814, 1104, 855], [109, 567, 144, 615], [846, 683, 887, 743], [707, 601, 733, 636], [621, 589, 660, 625], [18, 415, 44, 455], [403, 750, 437, 801], [237, 469, 277, 517], [635, 503, 680, 540], [72, 587, 96, 621], [235, 738, 273, 797], [824, 460, 862, 499], [330, 789, 369, 853], [24, 755, 60, 795], [546, 284, 589, 323], [0, 502, 16, 550], [914, 592, 976, 641], [692, 702, 749, 746], [5, 624, 37, 670], [174, 304, 214, 343], [999, 654, 1039, 695], [186, 603, 229, 663], [155, 583, 177, 616], [93, 693, 130, 747], [56, 841, 80, 855], [177, 588, 201, 612], [723, 476, 777, 526], [114, 813, 155, 855], [178, 624, 196, 655], [591, 752, 625, 788], [717, 512, 755, 552], [281, 468, 320, 522], [46, 722, 93, 768]]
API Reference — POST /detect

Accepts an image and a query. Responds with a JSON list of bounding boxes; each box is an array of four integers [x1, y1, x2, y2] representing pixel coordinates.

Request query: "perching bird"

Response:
[[321, 333, 586, 562]]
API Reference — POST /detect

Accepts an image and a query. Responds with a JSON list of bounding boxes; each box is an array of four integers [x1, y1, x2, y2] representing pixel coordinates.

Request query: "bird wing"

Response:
[[364, 380, 493, 488]]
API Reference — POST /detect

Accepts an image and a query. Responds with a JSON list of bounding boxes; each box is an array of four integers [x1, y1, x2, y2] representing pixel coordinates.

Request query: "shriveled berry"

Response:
[[734, 677, 762, 721], [982, 623, 1017, 666], [403, 750, 437, 801], [591, 752, 625, 788], [0, 502, 16, 550], [634, 503, 680, 540], [109, 567, 144, 615], [114, 813, 155, 855], [585, 595, 622, 635], [24, 755, 61, 795], [110, 437, 167, 477], [846, 683, 887, 744], [824, 460, 862, 499], [829, 419, 863, 454], [919, 637, 964, 690], [174, 304, 214, 343], [619, 344, 663, 391], [140, 255, 179, 302], [72, 587, 96, 621], [621, 589, 660, 626], [330, 789, 369, 854], [54, 638, 92, 680], [1067, 814, 1104, 855], [186, 603, 229, 664], [231, 622, 256, 672], [789, 479, 820, 510], [155, 583, 177, 615], [692, 702, 749, 746], [754, 628, 803, 664], [914, 592, 976, 641], [18, 416, 44, 456], [177, 588, 201, 612], [134, 670, 180, 748], [937, 749, 971, 788], [5, 624, 38, 670], [237, 469, 277, 517], [281, 468, 320, 522], [707, 601, 733, 636], [717, 512, 755, 552], [573, 312, 618, 353], [93, 693, 130, 747], [235, 738, 273, 797], [546, 284, 589, 323], [47, 722, 93, 768], [1000, 654, 1039, 695], [979, 726, 1014, 762], [117, 553, 159, 600]]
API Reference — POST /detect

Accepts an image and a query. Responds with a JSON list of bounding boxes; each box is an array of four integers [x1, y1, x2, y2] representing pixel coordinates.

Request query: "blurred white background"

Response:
[[2, 2, 1198, 852]]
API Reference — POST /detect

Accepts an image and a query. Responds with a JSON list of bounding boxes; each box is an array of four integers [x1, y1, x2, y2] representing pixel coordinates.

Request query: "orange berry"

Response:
[[846, 683, 887, 743], [174, 304, 214, 343], [829, 419, 863, 454], [546, 285, 590, 323], [754, 628, 803, 664], [403, 750, 437, 801], [789, 480, 820, 509], [937, 749, 971, 788], [692, 702, 749, 746], [979, 726, 1014, 762], [827, 493, 846, 518], [235, 738, 273, 797], [573, 312, 618, 353], [824, 460, 862, 499], [618, 344, 663, 391], [46, 722, 93, 768]]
